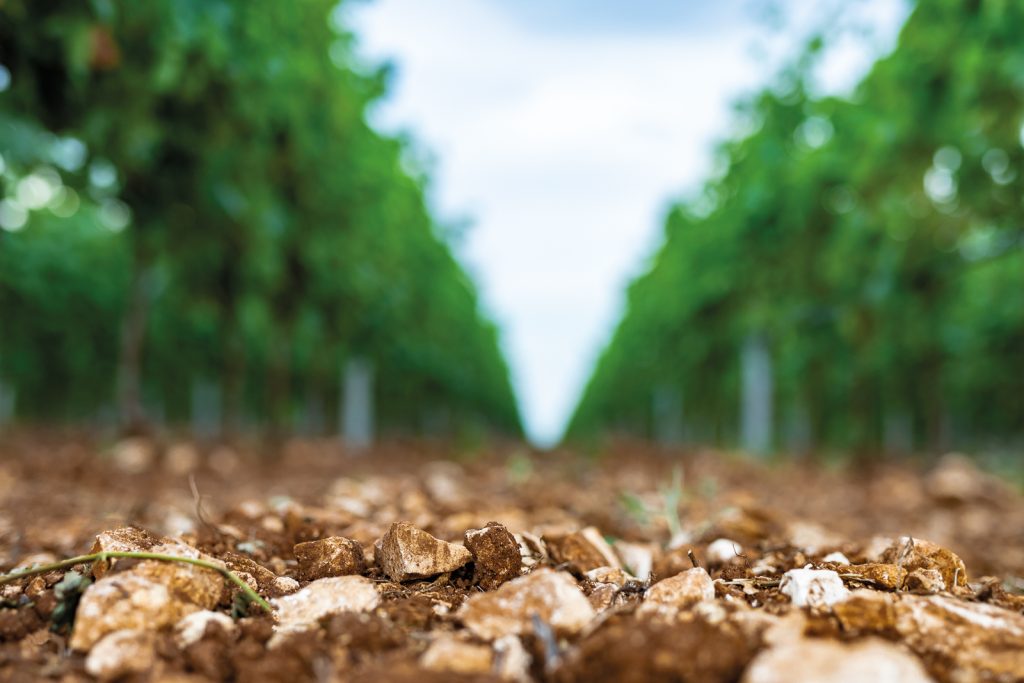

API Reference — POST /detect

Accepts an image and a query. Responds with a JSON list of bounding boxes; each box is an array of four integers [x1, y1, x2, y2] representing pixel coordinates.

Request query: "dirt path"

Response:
[[0, 433, 1022, 681]]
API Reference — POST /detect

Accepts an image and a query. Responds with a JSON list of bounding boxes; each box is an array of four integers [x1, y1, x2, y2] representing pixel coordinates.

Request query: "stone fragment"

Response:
[[174, 610, 237, 649], [71, 573, 199, 651], [894, 594, 1024, 681], [270, 576, 300, 596], [842, 563, 907, 591], [832, 590, 899, 638], [111, 438, 155, 474], [293, 536, 366, 580], [544, 527, 620, 573], [779, 568, 850, 608], [905, 568, 945, 594], [464, 522, 522, 590], [584, 566, 631, 587], [420, 635, 493, 674], [588, 583, 620, 611], [458, 568, 595, 640], [925, 453, 1006, 505], [494, 634, 532, 682], [707, 538, 743, 565], [85, 630, 157, 681], [880, 537, 967, 590], [163, 442, 200, 475], [221, 552, 279, 592], [822, 551, 851, 564], [613, 541, 654, 580], [377, 522, 472, 582], [89, 526, 162, 579], [638, 568, 715, 617], [742, 637, 932, 683], [130, 542, 226, 609], [272, 576, 379, 636]]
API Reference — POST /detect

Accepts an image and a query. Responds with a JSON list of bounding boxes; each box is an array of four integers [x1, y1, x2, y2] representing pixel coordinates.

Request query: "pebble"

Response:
[[420, 635, 493, 674], [174, 610, 237, 649], [743, 637, 932, 683], [707, 538, 743, 565], [894, 593, 1024, 680], [638, 567, 715, 616], [85, 629, 157, 681], [779, 568, 850, 608], [880, 537, 967, 591], [494, 634, 532, 682], [613, 541, 654, 580], [544, 527, 620, 573], [377, 521, 472, 581], [272, 576, 379, 636], [465, 522, 523, 590], [905, 568, 945, 593], [111, 438, 155, 474], [458, 568, 595, 640], [293, 536, 366, 580], [71, 573, 199, 651], [842, 563, 907, 591], [822, 551, 851, 564]]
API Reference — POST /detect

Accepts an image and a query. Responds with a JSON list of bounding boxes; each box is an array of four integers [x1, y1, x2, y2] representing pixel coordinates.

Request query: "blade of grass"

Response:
[[0, 551, 273, 613]]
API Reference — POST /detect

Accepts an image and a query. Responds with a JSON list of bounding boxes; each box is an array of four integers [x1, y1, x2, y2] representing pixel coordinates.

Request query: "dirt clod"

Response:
[[465, 523, 522, 590]]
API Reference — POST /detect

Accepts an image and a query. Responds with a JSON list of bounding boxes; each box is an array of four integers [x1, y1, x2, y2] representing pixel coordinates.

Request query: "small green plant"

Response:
[[0, 551, 273, 614]]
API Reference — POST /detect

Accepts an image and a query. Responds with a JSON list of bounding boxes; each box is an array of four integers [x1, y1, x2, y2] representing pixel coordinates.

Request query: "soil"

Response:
[[0, 429, 1022, 682]]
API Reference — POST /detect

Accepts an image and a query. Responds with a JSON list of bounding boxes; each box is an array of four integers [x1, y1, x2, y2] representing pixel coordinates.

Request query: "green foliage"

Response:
[[567, 0, 1024, 454], [0, 0, 521, 436]]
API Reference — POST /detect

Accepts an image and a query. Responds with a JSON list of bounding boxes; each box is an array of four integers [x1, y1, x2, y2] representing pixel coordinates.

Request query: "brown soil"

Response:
[[0, 429, 1022, 682]]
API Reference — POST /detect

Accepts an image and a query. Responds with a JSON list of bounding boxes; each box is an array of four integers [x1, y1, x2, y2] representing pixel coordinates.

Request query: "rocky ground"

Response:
[[0, 431, 1023, 682]]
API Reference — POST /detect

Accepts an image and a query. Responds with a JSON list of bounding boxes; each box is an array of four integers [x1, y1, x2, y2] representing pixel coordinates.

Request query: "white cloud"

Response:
[[349, 0, 909, 445]]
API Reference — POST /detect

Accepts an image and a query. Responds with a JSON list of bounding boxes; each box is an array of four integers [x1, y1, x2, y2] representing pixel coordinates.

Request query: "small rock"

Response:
[[822, 551, 851, 564], [459, 568, 595, 640], [270, 576, 300, 596], [494, 634, 532, 682], [293, 536, 366, 580], [638, 568, 714, 617], [894, 593, 1024, 679], [377, 522, 472, 582], [272, 576, 379, 635], [163, 442, 200, 475], [779, 568, 850, 608], [707, 538, 743, 565], [129, 542, 226, 610], [925, 453, 1005, 505], [905, 568, 945, 594], [742, 637, 932, 683], [465, 522, 522, 590], [420, 635, 493, 674], [613, 541, 654, 580], [544, 527, 620, 573], [880, 537, 967, 591], [588, 583, 620, 611], [221, 552, 279, 592], [85, 629, 157, 681], [111, 438, 155, 474], [584, 566, 631, 586], [71, 573, 199, 651], [842, 563, 907, 591], [174, 610, 236, 649], [89, 526, 162, 578]]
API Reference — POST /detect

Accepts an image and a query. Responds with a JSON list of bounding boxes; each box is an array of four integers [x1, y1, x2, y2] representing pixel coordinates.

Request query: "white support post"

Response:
[[652, 384, 684, 446], [741, 332, 773, 455], [341, 357, 374, 449]]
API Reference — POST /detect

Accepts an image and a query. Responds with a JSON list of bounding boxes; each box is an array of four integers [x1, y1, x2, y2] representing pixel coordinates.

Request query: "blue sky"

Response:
[[349, 0, 911, 445]]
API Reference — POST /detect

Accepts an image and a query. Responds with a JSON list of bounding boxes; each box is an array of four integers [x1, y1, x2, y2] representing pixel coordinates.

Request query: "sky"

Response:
[[348, 0, 911, 446]]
